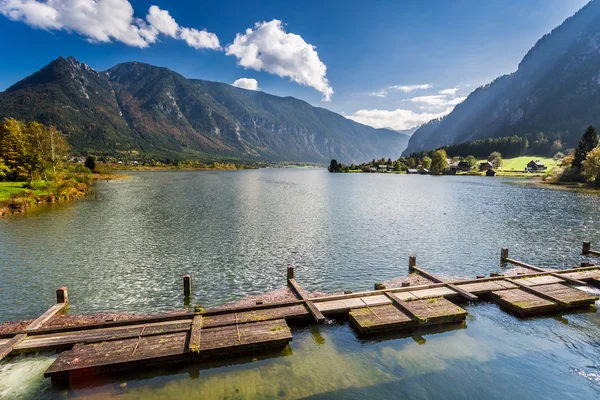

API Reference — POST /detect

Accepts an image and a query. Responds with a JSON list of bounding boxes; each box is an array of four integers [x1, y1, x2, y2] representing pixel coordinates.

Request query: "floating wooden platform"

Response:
[[349, 304, 412, 334], [1, 243, 600, 386], [349, 297, 467, 335], [45, 318, 292, 382]]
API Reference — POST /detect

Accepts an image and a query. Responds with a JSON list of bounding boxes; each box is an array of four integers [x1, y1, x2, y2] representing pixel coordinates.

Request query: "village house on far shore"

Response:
[[526, 160, 547, 171], [479, 161, 495, 171]]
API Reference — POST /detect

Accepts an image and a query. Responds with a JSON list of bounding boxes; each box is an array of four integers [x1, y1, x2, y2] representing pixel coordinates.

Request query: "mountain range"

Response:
[[404, 0, 600, 155], [0, 57, 409, 163]]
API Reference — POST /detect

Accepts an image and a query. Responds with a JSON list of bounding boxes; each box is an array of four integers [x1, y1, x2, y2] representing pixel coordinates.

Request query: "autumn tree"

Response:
[[582, 148, 600, 186], [0, 118, 42, 182], [28, 122, 70, 174]]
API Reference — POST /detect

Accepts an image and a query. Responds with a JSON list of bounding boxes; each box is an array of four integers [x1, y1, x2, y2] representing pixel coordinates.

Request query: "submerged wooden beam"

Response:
[[287, 273, 325, 323], [0, 289, 68, 360]]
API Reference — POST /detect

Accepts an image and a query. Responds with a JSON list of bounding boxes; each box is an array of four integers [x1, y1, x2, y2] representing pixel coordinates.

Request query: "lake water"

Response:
[[1, 169, 600, 399]]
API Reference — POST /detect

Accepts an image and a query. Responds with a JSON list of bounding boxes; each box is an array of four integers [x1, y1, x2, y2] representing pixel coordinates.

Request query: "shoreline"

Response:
[[0, 172, 129, 218]]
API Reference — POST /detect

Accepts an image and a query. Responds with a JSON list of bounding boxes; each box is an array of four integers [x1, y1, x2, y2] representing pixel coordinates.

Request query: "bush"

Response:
[[558, 167, 586, 183]]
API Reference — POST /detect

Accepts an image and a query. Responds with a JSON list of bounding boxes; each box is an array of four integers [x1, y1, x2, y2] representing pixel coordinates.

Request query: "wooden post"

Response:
[[56, 287, 68, 304], [183, 275, 191, 297], [374, 283, 386, 290], [501, 248, 509, 264], [287, 266, 294, 280], [409, 256, 417, 273], [583, 241, 591, 255]]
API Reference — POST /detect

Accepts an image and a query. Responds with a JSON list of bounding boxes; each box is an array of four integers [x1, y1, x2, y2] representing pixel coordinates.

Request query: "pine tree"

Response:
[[572, 126, 599, 169]]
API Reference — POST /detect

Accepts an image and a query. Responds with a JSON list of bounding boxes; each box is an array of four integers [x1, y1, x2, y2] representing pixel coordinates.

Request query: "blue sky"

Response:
[[0, 0, 590, 130]]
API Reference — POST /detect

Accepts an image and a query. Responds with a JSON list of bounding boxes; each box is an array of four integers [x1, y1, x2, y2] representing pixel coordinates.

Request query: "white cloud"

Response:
[[0, 1, 220, 50], [410, 95, 466, 108], [226, 19, 333, 101], [389, 84, 432, 93], [146, 5, 178, 38], [438, 87, 459, 96], [145, 6, 219, 49], [346, 108, 450, 131], [232, 78, 260, 91], [367, 89, 387, 98], [179, 27, 220, 49]]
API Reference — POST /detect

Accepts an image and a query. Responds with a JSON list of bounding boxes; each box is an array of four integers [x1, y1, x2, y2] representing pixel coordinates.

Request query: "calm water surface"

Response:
[[1, 170, 600, 399]]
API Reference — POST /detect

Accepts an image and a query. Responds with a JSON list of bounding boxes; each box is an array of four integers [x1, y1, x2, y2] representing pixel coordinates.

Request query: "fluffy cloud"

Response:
[[389, 84, 432, 93], [0, 1, 220, 50], [179, 27, 220, 49], [226, 19, 333, 101], [346, 108, 449, 131], [232, 78, 260, 91], [146, 5, 178, 38]]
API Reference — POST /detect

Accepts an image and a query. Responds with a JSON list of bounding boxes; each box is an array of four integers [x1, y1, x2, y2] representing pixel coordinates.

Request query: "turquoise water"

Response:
[[1, 170, 600, 398]]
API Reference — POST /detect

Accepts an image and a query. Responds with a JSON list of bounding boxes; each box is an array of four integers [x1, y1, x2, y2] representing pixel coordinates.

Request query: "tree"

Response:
[[488, 151, 503, 167], [430, 150, 448, 175], [488, 152, 502, 162], [465, 155, 477, 169], [0, 117, 42, 183], [422, 156, 432, 169], [0, 159, 8, 180], [85, 156, 96, 172], [572, 126, 599, 169], [553, 152, 564, 161], [582, 148, 600, 186], [27, 122, 70, 177]]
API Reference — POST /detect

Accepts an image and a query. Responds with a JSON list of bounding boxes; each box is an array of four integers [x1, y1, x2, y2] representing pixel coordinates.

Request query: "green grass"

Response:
[[0, 181, 50, 201], [476, 156, 558, 171]]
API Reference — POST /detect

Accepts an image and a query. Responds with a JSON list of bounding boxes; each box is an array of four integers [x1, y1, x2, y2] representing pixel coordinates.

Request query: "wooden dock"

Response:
[[1, 242, 600, 385]]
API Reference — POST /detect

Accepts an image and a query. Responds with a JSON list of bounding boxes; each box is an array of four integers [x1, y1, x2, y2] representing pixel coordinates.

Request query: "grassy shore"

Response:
[[0, 182, 51, 202]]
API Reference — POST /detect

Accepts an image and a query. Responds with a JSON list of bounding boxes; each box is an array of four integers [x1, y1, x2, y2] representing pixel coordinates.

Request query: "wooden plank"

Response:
[[315, 298, 365, 314], [390, 296, 467, 326], [516, 276, 564, 287], [189, 315, 202, 353], [491, 289, 557, 316], [385, 293, 419, 321], [14, 320, 191, 352], [360, 295, 392, 306], [27, 303, 67, 330], [534, 283, 598, 307], [455, 281, 509, 294], [409, 287, 457, 299], [0, 334, 26, 360], [506, 257, 587, 285], [287, 278, 325, 322], [44, 319, 292, 381], [447, 283, 478, 301], [0, 302, 67, 360], [349, 304, 413, 335], [411, 266, 445, 283], [412, 266, 477, 301], [505, 278, 569, 306]]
